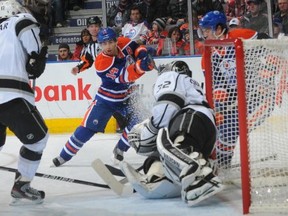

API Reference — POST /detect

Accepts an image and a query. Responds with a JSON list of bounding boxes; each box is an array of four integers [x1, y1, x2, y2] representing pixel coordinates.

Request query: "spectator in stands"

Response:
[[68, 0, 83, 11], [229, 17, 241, 29], [144, 0, 170, 24], [165, 26, 185, 56], [182, 29, 204, 55], [147, 18, 168, 56], [274, 0, 288, 35], [25, 0, 50, 43], [241, 0, 269, 34], [57, 43, 73, 61], [50, 0, 66, 27], [107, 0, 169, 25], [226, 0, 246, 21], [166, 0, 188, 25], [273, 18, 285, 37], [121, 4, 149, 45], [72, 28, 91, 60], [192, 0, 224, 20]]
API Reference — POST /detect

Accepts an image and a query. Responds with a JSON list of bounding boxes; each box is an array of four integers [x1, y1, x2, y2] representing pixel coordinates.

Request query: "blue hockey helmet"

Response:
[[199, 11, 227, 31], [98, 27, 117, 43]]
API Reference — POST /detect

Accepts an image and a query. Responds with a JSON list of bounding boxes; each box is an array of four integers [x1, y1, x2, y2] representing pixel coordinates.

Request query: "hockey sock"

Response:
[[60, 126, 94, 161], [116, 128, 130, 151]]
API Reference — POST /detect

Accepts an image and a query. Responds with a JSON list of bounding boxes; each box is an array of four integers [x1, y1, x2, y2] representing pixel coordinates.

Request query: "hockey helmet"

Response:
[[158, 61, 192, 77], [199, 11, 227, 31], [0, 0, 26, 20], [98, 27, 117, 43]]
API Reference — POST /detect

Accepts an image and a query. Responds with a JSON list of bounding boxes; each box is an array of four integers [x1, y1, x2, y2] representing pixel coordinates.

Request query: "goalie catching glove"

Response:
[[128, 118, 159, 156], [26, 46, 48, 79]]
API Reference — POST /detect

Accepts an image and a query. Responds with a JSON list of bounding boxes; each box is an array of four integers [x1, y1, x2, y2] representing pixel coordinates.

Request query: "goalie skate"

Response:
[[182, 167, 225, 207], [111, 146, 124, 165], [10, 177, 45, 206]]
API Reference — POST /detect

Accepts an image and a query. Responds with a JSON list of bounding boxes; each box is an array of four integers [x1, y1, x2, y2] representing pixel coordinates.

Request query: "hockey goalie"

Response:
[[120, 61, 225, 206]]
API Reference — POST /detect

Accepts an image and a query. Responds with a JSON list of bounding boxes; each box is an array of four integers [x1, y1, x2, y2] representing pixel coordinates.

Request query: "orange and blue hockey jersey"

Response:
[[94, 36, 147, 104]]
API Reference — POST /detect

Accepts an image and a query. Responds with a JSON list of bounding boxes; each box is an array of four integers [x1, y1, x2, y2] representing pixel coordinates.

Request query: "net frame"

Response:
[[203, 38, 288, 214]]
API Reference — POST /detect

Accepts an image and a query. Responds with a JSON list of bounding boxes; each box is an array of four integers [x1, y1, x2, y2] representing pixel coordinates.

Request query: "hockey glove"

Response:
[[146, 46, 156, 56], [77, 52, 94, 72], [26, 46, 48, 79], [135, 54, 155, 74], [135, 45, 148, 60]]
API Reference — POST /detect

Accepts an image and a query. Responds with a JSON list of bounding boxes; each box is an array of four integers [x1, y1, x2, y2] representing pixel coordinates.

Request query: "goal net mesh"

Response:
[[204, 38, 288, 213]]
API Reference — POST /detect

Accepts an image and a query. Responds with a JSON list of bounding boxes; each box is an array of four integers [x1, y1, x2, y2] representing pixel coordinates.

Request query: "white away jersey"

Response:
[[0, 13, 42, 105], [152, 71, 215, 128]]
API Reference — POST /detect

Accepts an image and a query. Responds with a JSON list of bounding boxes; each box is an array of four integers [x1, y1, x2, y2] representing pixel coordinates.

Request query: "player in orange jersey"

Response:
[[52, 27, 155, 167], [199, 11, 272, 168]]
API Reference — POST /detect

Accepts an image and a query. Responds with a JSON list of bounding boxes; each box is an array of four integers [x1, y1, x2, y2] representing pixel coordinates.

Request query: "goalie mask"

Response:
[[0, 0, 27, 20], [158, 61, 192, 77]]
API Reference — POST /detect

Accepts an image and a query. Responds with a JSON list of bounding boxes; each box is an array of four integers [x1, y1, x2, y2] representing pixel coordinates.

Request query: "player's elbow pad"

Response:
[[26, 46, 48, 79]]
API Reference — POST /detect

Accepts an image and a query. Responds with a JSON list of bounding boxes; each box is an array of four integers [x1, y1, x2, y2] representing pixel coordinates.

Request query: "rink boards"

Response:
[[9, 56, 203, 134]]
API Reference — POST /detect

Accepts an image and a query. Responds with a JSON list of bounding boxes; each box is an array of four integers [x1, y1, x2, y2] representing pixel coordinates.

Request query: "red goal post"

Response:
[[203, 38, 288, 214]]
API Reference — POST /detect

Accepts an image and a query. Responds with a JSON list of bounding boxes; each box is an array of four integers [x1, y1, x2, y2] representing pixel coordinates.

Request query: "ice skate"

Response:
[[10, 172, 45, 205], [52, 156, 67, 167], [111, 146, 124, 165], [182, 167, 225, 206]]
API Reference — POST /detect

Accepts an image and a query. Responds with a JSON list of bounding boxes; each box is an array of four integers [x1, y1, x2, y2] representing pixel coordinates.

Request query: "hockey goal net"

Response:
[[203, 38, 288, 214]]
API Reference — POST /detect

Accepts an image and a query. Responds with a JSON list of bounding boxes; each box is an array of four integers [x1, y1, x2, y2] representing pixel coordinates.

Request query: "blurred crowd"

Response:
[[19, 0, 288, 60]]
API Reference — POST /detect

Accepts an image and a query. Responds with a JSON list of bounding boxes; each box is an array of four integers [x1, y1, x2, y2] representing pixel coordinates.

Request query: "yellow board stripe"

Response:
[[7, 117, 117, 135]]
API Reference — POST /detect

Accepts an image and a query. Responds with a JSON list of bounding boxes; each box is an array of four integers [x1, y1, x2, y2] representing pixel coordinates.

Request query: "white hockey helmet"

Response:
[[0, 0, 26, 19], [158, 61, 192, 77]]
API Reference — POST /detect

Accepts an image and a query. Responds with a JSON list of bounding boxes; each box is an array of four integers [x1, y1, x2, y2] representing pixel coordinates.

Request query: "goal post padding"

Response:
[[203, 38, 288, 214]]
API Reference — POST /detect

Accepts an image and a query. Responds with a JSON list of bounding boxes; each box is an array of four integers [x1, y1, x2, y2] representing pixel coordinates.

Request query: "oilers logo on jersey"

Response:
[[218, 58, 237, 87]]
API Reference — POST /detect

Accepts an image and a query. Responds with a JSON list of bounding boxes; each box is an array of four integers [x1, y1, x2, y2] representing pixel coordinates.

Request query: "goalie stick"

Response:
[[92, 159, 135, 196], [0, 166, 111, 189], [105, 163, 143, 177]]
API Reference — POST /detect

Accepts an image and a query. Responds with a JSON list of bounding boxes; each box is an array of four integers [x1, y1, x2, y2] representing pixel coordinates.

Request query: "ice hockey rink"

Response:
[[0, 134, 280, 216]]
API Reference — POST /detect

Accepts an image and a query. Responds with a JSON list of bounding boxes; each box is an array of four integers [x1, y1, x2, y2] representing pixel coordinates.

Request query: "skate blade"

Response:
[[10, 197, 44, 206]]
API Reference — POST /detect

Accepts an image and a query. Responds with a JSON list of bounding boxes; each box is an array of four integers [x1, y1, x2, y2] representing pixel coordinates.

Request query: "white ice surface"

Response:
[[0, 134, 277, 216]]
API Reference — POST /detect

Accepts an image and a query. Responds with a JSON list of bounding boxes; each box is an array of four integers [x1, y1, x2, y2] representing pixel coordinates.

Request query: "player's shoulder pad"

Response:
[[228, 28, 258, 40], [15, 13, 39, 37], [117, 36, 132, 50], [95, 53, 115, 72]]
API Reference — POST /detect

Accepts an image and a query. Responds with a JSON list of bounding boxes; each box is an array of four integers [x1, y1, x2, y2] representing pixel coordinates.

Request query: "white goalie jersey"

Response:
[[130, 70, 215, 156], [0, 13, 42, 105], [152, 71, 215, 128]]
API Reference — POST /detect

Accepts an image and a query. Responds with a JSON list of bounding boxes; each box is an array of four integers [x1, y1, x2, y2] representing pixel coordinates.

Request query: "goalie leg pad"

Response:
[[156, 128, 201, 185], [120, 161, 181, 199], [182, 166, 225, 206]]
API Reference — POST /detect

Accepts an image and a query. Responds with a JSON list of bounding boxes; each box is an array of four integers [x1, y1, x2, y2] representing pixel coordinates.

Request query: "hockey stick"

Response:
[[105, 163, 143, 177], [0, 166, 110, 189], [92, 159, 135, 196]]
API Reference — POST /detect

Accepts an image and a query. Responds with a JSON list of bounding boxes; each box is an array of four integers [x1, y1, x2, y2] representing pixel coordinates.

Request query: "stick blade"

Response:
[[91, 159, 133, 196]]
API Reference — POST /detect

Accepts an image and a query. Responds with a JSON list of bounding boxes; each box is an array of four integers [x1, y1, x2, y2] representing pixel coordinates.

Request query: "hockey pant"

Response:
[[59, 99, 141, 161], [0, 98, 48, 180]]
